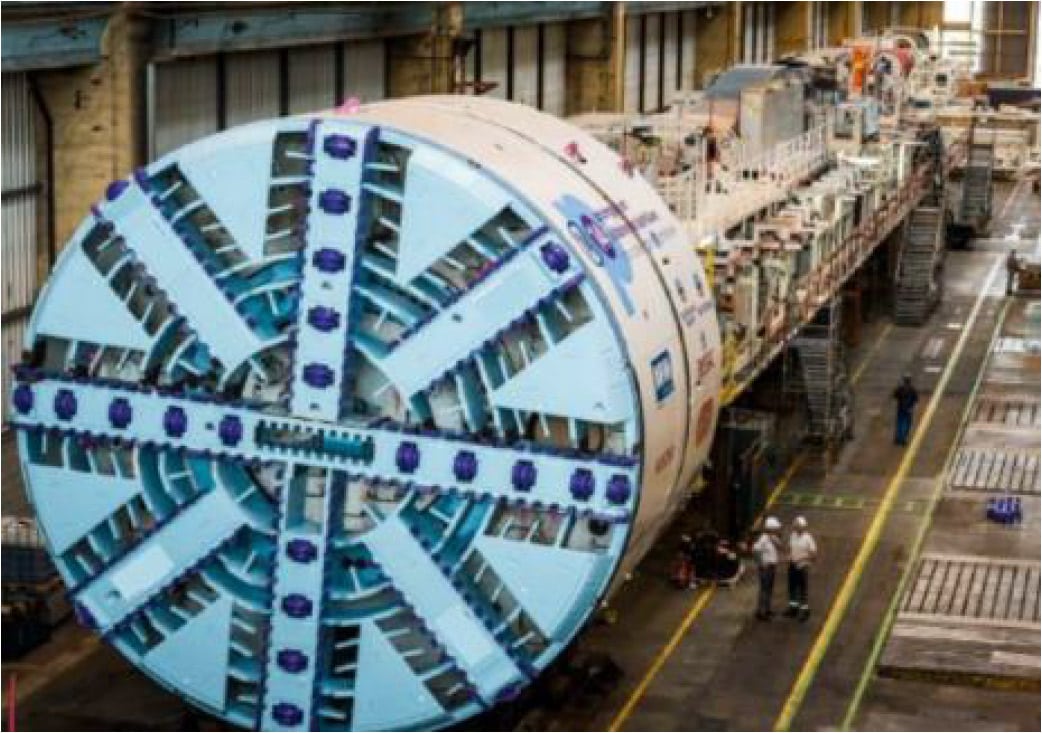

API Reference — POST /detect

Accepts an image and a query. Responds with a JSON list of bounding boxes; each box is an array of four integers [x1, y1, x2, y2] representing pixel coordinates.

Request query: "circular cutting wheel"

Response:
[[11, 98, 719, 731]]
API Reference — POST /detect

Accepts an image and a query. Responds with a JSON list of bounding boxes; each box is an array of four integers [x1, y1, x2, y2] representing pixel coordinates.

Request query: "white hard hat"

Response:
[[794, 516, 808, 529], [764, 516, 781, 531]]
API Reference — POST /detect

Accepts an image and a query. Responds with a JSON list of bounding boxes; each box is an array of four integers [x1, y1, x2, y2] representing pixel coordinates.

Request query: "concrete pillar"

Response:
[[775, 1, 812, 56], [695, 3, 738, 87], [564, 4, 624, 114], [33, 8, 149, 248], [386, 3, 462, 98]]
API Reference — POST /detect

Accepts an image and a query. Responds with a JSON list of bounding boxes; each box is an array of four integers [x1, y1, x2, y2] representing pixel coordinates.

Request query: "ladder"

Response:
[[894, 206, 944, 326]]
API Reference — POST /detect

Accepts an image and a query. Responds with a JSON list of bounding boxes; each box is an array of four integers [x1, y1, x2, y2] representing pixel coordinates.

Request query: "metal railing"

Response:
[[655, 118, 831, 239]]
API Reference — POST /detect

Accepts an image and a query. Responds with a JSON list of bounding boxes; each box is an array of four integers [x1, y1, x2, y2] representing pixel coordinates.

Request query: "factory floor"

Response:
[[2, 181, 1039, 732]]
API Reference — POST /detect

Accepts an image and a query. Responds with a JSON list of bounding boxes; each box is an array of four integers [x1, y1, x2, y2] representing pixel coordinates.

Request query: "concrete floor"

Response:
[[2, 182, 1039, 731]]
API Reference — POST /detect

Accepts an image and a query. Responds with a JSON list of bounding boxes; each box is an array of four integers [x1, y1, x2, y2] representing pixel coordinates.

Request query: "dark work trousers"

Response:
[[895, 408, 913, 445], [788, 564, 809, 610], [757, 564, 776, 616]]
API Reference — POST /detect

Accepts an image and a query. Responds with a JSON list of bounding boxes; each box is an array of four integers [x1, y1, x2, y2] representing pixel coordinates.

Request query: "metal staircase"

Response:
[[894, 206, 944, 325], [958, 141, 994, 234], [786, 298, 854, 445]]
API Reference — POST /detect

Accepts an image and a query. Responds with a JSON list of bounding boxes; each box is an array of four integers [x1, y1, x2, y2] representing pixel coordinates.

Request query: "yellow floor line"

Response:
[[772, 256, 1003, 732], [607, 298, 896, 732], [839, 295, 1012, 730], [606, 587, 716, 732], [607, 453, 806, 732]]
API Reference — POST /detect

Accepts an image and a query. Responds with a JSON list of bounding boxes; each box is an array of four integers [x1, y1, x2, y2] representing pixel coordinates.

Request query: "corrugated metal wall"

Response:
[[626, 12, 689, 113], [762, 3, 771, 61], [151, 40, 387, 157], [153, 56, 219, 158], [624, 16, 641, 113], [743, 2, 774, 63], [542, 23, 567, 116], [765, 3, 776, 61], [288, 45, 337, 114], [469, 23, 568, 114], [225, 50, 281, 127], [343, 40, 386, 104], [814, 2, 828, 49], [662, 12, 679, 106], [643, 14, 662, 111], [681, 9, 698, 89], [1, 72, 45, 426], [743, 4, 755, 63], [513, 25, 539, 107], [480, 27, 509, 100]]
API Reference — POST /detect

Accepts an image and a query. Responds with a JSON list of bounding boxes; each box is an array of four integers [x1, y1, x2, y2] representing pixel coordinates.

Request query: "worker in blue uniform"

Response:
[[892, 373, 919, 446]]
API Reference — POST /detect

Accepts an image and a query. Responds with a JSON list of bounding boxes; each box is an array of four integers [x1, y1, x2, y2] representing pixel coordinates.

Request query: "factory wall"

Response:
[[741, 2, 776, 64], [151, 40, 387, 157], [1, 73, 46, 425], [624, 10, 697, 113], [468, 22, 568, 116]]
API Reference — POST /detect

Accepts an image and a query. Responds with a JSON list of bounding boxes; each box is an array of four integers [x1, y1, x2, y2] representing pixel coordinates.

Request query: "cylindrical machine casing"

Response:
[[11, 97, 721, 731]]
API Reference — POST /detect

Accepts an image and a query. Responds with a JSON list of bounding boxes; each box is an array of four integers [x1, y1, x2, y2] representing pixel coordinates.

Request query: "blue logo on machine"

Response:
[[651, 350, 674, 403], [554, 194, 635, 315]]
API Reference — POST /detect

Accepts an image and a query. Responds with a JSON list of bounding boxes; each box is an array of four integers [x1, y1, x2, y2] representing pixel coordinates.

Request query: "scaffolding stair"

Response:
[[894, 206, 944, 326], [788, 299, 854, 444]]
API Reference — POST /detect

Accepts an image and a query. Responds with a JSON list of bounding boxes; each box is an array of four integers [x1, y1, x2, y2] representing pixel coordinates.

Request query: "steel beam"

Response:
[[2, 16, 108, 72]]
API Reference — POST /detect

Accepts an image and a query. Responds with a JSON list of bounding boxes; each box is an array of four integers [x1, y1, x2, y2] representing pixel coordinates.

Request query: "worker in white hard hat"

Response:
[[785, 516, 818, 622], [752, 516, 783, 621]]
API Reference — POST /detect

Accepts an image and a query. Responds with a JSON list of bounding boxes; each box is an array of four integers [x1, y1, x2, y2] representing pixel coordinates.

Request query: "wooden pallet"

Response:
[[948, 448, 1041, 495], [902, 554, 1040, 628], [972, 397, 1041, 429]]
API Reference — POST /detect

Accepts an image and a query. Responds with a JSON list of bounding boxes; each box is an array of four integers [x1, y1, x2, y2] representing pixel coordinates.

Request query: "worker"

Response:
[[1006, 249, 1021, 296], [752, 516, 783, 620], [892, 373, 919, 446], [785, 516, 818, 621]]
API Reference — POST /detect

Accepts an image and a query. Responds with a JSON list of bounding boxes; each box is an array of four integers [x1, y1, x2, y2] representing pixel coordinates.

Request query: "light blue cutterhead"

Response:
[[11, 113, 643, 730]]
